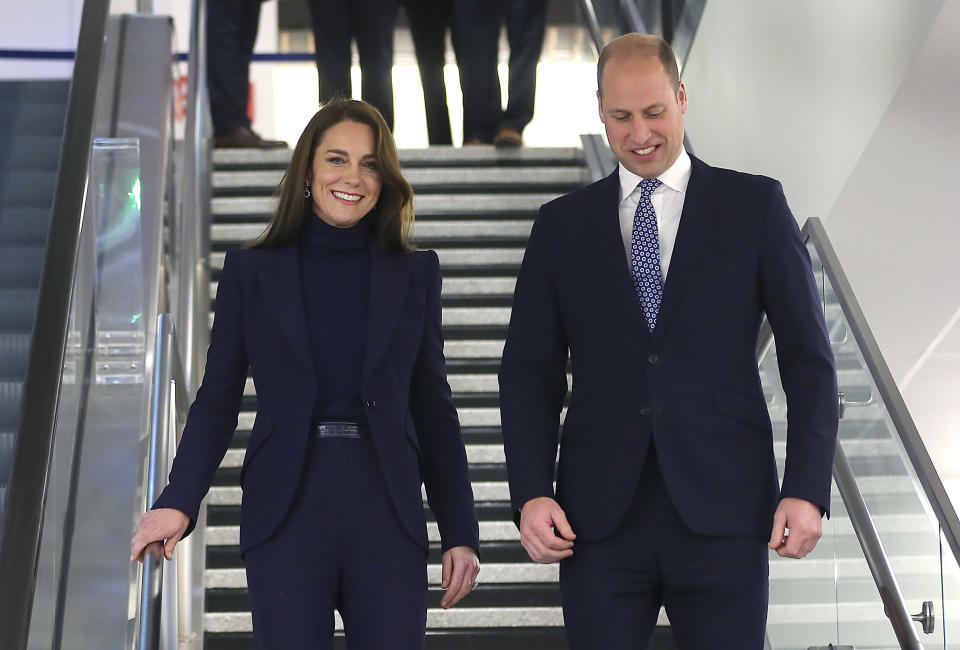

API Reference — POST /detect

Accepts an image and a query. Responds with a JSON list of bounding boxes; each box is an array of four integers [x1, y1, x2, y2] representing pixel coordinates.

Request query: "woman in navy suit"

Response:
[[131, 99, 481, 648]]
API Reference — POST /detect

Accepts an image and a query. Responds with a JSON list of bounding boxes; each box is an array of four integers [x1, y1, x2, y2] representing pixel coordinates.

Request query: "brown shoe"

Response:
[[493, 127, 522, 148], [214, 126, 288, 149]]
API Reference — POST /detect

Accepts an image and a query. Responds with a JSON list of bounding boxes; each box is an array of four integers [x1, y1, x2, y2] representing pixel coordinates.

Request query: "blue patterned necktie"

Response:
[[630, 178, 663, 332]]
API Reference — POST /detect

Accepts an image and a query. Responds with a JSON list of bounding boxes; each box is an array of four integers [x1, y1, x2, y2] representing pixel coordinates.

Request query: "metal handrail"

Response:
[[0, 1, 111, 647], [135, 314, 188, 650], [756, 308, 923, 648], [802, 217, 960, 567], [754, 216, 957, 646], [575, 0, 606, 57], [178, 0, 212, 400], [172, 1, 212, 647], [833, 445, 924, 649]]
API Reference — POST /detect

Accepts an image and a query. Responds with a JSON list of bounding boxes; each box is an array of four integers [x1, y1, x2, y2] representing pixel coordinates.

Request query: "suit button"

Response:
[[648, 353, 660, 365], [640, 406, 652, 416], [365, 399, 376, 408]]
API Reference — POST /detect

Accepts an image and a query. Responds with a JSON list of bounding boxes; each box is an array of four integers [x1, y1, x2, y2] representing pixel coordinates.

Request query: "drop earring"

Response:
[[304, 180, 312, 198]]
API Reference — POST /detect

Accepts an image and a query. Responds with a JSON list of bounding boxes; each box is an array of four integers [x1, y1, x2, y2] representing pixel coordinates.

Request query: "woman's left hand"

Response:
[[439, 546, 480, 608]]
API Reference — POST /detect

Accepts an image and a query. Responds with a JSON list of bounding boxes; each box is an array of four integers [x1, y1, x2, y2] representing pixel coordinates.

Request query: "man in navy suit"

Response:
[[499, 33, 838, 648]]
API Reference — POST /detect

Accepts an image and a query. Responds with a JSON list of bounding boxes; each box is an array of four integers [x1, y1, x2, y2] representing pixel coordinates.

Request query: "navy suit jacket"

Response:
[[154, 240, 479, 556], [499, 156, 839, 540]]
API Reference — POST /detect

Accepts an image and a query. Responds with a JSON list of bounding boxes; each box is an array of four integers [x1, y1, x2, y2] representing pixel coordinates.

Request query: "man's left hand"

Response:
[[439, 546, 480, 609], [768, 497, 822, 559]]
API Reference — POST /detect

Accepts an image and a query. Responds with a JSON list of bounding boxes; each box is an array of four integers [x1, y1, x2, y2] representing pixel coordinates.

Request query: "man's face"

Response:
[[598, 55, 687, 179]]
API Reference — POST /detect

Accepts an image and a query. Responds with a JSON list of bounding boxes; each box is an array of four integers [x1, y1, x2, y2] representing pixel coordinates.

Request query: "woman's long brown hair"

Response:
[[250, 99, 414, 253]]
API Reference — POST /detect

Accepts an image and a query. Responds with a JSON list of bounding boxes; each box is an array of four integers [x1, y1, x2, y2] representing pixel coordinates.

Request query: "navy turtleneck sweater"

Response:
[[298, 212, 371, 422]]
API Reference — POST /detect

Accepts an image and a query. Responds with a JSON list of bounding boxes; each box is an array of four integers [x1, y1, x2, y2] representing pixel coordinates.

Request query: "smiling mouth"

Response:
[[632, 145, 657, 156], [331, 190, 363, 204]]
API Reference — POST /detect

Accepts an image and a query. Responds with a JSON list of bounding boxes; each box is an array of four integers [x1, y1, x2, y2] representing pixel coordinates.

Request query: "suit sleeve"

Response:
[[409, 250, 480, 555], [498, 206, 569, 524], [758, 183, 839, 516], [152, 248, 249, 537]]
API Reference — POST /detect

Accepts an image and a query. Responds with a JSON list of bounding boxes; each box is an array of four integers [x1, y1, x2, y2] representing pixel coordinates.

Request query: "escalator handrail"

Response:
[[0, 1, 112, 647], [802, 216, 960, 565]]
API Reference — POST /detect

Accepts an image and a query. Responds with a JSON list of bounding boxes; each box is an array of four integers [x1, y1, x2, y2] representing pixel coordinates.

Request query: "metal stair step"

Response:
[[210, 219, 535, 245], [212, 167, 587, 194], [212, 146, 585, 170], [212, 194, 559, 219]]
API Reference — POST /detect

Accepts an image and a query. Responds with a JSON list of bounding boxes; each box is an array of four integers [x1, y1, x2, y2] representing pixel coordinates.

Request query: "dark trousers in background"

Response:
[[559, 444, 770, 649], [244, 434, 428, 649], [306, 0, 399, 130], [207, 0, 262, 136], [451, 0, 547, 142], [403, 0, 453, 145]]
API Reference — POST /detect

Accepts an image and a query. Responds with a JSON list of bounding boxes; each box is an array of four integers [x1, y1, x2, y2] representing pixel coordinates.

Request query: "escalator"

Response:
[[0, 79, 69, 540]]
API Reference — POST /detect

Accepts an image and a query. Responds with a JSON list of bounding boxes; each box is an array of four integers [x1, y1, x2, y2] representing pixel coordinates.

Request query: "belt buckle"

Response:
[[315, 421, 362, 439]]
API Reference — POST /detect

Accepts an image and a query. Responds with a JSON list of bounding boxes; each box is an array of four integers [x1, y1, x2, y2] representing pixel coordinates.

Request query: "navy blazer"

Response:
[[154, 240, 479, 556], [499, 156, 839, 540]]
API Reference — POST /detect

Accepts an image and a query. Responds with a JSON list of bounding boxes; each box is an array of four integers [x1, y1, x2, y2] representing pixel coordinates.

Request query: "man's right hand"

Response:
[[519, 497, 576, 563], [130, 508, 189, 563]]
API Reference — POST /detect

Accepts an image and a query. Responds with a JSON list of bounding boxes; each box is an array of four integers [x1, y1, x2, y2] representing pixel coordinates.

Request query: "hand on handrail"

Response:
[[130, 508, 189, 563]]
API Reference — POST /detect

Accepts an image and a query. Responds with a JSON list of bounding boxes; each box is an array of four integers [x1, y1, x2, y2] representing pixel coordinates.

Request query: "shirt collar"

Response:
[[618, 146, 692, 203]]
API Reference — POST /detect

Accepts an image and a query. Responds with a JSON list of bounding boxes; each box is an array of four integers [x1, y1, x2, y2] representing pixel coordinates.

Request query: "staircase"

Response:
[[196, 144, 951, 649], [0, 80, 68, 537], [202, 145, 588, 649]]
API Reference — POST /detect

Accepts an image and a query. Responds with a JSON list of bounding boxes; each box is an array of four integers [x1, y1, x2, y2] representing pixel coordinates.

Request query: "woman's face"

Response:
[[308, 120, 382, 228]]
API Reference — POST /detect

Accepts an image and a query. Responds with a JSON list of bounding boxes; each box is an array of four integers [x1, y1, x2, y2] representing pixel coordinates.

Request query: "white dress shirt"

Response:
[[617, 147, 692, 283]]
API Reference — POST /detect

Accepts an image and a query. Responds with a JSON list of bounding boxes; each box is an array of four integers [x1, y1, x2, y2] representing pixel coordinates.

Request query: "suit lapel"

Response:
[[593, 170, 651, 340], [363, 243, 410, 382], [650, 155, 711, 346], [257, 243, 315, 378]]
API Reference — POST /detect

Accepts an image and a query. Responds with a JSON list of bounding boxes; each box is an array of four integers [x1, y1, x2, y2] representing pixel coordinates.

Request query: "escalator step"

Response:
[[0, 289, 38, 330], [0, 104, 68, 137], [0, 428, 15, 487], [0, 171, 58, 209], [0, 334, 31, 379], [0, 80, 70, 105], [0, 381, 23, 430], [0, 246, 46, 289], [0, 136, 64, 171], [0, 207, 53, 245]]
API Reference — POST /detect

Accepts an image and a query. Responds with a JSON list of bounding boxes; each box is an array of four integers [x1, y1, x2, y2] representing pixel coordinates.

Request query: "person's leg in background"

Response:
[[496, 0, 547, 147], [451, 0, 503, 144], [208, 0, 285, 147], [306, 0, 353, 106], [404, 0, 453, 145], [352, 0, 400, 130]]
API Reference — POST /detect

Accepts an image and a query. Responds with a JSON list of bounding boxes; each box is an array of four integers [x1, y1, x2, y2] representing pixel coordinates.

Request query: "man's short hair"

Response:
[[597, 33, 680, 96]]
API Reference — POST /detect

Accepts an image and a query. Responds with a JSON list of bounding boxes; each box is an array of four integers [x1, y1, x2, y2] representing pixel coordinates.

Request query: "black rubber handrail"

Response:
[[0, 1, 111, 647]]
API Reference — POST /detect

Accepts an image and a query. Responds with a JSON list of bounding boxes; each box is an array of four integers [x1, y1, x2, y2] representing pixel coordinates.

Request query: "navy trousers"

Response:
[[451, 0, 547, 142], [559, 445, 769, 649], [244, 432, 428, 649], [207, 0, 261, 136], [403, 0, 453, 145], [305, 0, 399, 130]]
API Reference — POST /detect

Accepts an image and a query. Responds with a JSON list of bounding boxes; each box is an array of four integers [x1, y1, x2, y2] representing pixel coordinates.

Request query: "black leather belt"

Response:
[[313, 421, 364, 439]]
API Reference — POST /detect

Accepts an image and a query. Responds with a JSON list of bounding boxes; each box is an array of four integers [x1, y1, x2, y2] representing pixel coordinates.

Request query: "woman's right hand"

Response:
[[130, 508, 190, 563]]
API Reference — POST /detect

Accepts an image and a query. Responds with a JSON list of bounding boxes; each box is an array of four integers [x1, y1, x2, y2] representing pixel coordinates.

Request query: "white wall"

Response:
[[682, 1, 960, 486], [0, 0, 82, 78]]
